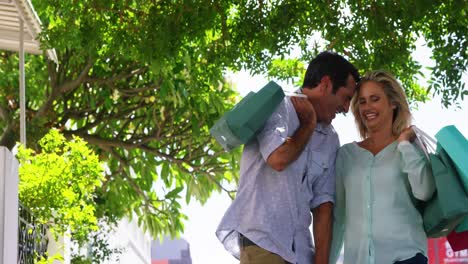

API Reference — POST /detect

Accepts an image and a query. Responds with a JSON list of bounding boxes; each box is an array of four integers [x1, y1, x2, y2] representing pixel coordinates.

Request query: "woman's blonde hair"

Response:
[[351, 70, 412, 139]]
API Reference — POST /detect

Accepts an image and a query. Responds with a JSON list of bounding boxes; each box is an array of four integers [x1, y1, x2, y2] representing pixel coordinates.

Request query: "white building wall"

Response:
[[104, 217, 151, 264], [47, 230, 71, 264], [50, 216, 151, 263]]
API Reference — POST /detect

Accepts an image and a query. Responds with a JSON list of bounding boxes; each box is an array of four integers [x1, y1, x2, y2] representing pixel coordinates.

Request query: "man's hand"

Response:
[[266, 97, 316, 171], [291, 96, 317, 130]]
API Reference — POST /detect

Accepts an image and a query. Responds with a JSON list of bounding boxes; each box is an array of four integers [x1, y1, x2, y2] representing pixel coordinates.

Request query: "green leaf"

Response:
[[160, 162, 170, 184], [165, 186, 183, 199]]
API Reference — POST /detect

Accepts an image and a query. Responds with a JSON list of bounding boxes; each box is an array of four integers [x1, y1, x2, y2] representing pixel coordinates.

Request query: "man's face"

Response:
[[316, 74, 357, 124]]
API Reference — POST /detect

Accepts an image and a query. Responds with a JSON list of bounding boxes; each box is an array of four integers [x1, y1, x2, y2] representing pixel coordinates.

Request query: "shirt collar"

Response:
[[315, 123, 331, 135]]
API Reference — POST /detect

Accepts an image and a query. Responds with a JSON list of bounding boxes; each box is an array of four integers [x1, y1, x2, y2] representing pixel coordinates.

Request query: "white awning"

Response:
[[0, 0, 58, 146], [0, 0, 57, 62]]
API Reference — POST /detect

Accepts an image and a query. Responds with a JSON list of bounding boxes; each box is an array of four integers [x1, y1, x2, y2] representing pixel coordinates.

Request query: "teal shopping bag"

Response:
[[454, 141, 468, 232], [453, 141, 468, 233], [422, 147, 468, 237], [456, 218, 468, 232], [434, 126, 468, 233], [210, 81, 285, 151], [435, 125, 468, 194]]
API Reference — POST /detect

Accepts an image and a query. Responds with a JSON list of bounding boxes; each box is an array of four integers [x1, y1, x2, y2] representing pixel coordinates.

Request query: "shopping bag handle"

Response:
[[284, 92, 307, 98], [413, 126, 437, 161]]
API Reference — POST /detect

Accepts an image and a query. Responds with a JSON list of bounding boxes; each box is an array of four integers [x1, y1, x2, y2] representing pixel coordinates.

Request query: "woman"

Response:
[[330, 70, 435, 264]]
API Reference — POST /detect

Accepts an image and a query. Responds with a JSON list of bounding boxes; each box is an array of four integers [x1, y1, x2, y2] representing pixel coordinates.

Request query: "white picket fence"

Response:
[[0, 146, 19, 264]]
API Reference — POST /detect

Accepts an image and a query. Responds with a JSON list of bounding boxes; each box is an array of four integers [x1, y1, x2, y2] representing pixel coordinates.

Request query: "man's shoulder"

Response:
[[327, 124, 339, 139], [317, 123, 340, 145], [265, 96, 294, 118], [261, 96, 298, 131], [280, 96, 295, 112]]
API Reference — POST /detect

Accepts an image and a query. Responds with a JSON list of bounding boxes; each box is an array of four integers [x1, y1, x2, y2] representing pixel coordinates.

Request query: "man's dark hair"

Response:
[[302, 51, 360, 93]]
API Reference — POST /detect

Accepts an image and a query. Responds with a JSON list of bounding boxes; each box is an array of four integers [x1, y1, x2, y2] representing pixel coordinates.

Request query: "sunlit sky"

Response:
[[180, 40, 468, 263]]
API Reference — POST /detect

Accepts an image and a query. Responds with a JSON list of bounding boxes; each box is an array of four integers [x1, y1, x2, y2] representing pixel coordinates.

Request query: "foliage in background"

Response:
[[37, 253, 64, 264], [17, 129, 104, 245], [70, 223, 123, 264], [0, 0, 466, 240]]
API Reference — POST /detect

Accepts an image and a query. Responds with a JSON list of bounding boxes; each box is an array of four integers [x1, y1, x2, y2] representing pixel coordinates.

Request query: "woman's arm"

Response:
[[398, 141, 436, 201]]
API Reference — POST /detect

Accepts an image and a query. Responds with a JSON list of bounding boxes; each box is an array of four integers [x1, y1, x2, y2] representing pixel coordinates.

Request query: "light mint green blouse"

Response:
[[330, 141, 435, 264]]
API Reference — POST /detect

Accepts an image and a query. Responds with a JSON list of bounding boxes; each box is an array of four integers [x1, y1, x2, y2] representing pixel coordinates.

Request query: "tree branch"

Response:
[[0, 104, 9, 122], [60, 59, 95, 94], [35, 58, 94, 119], [86, 67, 148, 85], [0, 123, 17, 149]]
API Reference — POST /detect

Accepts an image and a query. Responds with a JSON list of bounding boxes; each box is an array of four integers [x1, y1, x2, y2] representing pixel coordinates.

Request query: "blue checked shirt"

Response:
[[216, 97, 339, 264]]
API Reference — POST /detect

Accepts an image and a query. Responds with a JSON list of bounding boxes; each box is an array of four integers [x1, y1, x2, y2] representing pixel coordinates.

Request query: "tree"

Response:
[[1, 0, 466, 239]]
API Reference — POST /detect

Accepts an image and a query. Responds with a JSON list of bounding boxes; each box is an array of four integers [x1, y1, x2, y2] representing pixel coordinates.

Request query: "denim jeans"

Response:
[[394, 253, 428, 264]]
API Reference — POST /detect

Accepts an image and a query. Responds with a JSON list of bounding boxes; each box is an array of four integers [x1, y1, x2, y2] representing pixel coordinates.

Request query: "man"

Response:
[[216, 51, 359, 264]]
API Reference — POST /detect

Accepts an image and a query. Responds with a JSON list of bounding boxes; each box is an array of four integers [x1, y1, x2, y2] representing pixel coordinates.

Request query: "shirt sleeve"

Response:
[[329, 147, 346, 264], [398, 141, 436, 201], [256, 98, 293, 161], [308, 135, 339, 209]]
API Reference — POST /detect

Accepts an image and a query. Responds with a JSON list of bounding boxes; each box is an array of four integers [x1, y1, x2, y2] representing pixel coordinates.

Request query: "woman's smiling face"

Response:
[[357, 81, 396, 133]]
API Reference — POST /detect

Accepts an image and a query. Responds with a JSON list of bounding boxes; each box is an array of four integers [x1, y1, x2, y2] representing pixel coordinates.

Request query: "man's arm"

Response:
[[266, 97, 316, 171], [312, 202, 333, 264]]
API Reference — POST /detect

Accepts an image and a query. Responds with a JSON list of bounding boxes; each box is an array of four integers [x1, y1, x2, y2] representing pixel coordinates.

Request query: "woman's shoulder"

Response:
[[337, 142, 358, 158], [339, 142, 357, 151], [335, 143, 359, 171]]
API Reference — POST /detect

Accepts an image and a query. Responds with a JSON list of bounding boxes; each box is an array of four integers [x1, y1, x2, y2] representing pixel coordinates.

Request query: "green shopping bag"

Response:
[[435, 125, 468, 194], [456, 218, 468, 232], [454, 137, 468, 232], [435, 126, 468, 233], [422, 147, 468, 237], [453, 140, 468, 233], [209, 81, 285, 151]]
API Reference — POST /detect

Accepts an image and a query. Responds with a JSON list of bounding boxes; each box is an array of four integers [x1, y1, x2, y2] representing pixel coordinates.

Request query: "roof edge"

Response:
[[12, 0, 58, 63]]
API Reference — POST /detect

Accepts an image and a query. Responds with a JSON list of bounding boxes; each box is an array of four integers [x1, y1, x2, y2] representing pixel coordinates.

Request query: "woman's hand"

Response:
[[398, 125, 416, 143]]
